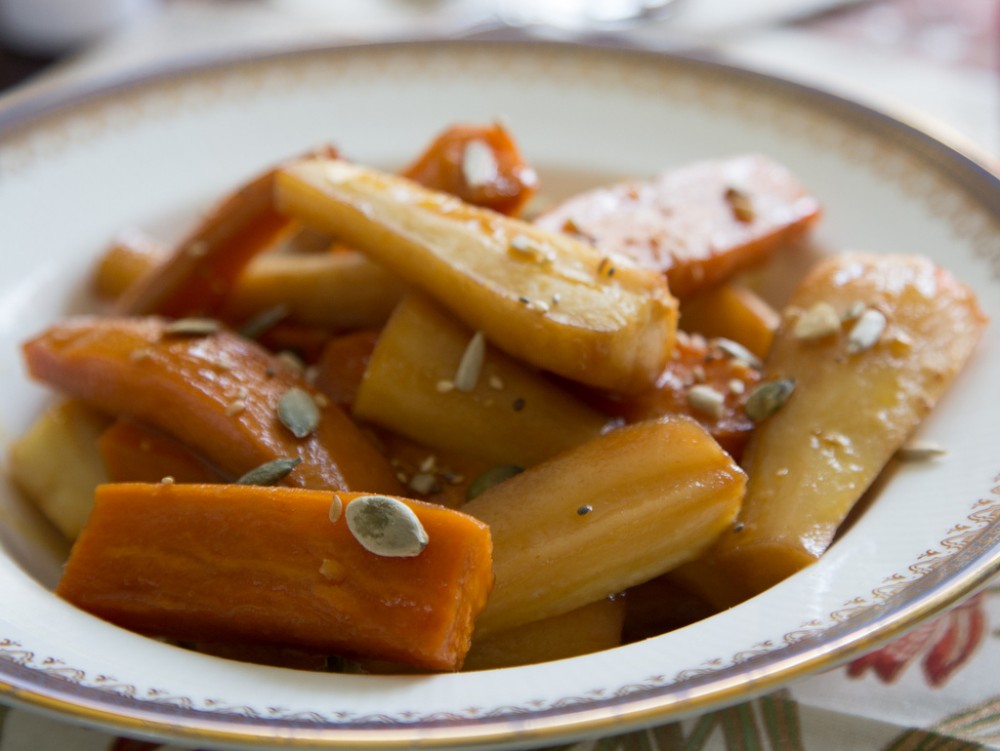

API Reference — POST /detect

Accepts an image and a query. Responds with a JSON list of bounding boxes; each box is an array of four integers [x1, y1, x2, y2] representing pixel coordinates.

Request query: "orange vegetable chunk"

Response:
[[114, 167, 295, 317], [679, 283, 780, 360], [401, 122, 539, 216], [535, 155, 821, 298], [57, 484, 494, 671], [99, 420, 223, 484], [597, 332, 762, 460], [23, 317, 401, 494]]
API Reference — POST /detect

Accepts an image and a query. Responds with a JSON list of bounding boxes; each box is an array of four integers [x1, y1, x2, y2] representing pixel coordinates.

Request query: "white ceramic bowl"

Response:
[[0, 41, 998, 750]]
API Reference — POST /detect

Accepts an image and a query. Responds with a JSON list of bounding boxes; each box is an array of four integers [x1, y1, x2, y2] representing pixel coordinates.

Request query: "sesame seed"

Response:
[[436, 379, 455, 393], [577, 505, 593, 516], [225, 400, 247, 416], [793, 301, 842, 341], [489, 375, 504, 390], [160, 476, 175, 485], [687, 385, 725, 419], [728, 379, 746, 395]]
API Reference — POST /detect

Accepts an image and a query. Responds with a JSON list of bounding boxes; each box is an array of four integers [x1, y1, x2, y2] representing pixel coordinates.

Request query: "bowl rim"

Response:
[[1, 37, 998, 751]]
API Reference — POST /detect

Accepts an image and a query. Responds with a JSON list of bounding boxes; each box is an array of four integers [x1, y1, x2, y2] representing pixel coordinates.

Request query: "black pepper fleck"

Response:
[[512, 398, 526, 412]]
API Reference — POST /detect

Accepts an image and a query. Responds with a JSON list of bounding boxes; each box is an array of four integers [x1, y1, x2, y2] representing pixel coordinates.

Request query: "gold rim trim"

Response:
[[1, 40, 998, 749]]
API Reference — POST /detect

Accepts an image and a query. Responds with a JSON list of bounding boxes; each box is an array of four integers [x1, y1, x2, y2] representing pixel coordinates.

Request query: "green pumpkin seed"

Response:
[[235, 457, 302, 486], [163, 317, 220, 337], [745, 379, 796, 422], [239, 304, 290, 340], [345, 495, 428, 558], [278, 387, 320, 438]]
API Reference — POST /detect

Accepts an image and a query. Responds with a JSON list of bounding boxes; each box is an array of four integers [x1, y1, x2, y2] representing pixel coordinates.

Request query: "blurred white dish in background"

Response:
[[0, 0, 158, 55]]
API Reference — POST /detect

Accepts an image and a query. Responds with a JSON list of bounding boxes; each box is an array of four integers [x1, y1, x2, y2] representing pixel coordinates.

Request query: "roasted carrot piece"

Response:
[[23, 317, 401, 494], [596, 332, 762, 459], [115, 147, 338, 318], [401, 122, 539, 216], [312, 329, 381, 409], [57, 484, 494, 671], [535, 155, 821, 298], [253, 322, 330, 364], [98, 420, 223, 484]]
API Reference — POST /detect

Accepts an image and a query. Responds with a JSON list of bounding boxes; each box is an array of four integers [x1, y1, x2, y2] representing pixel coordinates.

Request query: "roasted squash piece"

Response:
[[535, 155, 821, 298], [275, 158, 678, 393], [401, 122, 539, 216], [595, 332, 762, 460], [23, 317, 401, 494], [57, 484, 493, 671]]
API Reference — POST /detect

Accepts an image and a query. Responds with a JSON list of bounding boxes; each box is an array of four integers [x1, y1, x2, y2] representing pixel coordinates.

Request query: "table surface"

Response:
[[0, 1, 997, 749]]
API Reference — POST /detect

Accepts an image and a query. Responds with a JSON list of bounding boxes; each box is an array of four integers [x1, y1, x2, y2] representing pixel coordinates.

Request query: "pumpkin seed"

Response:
[[895, 440, 947, 462], [278, 387, 320, 438], [714, 338, 762, 369], [724, 186, 755, 222], [328, 495, 343, 523], [345, 495, 429, 558], [466, 464, 524, 500], [462, 139, 497, 187], [164, 317, 220, 337], [745, 378, 796, 422], [454, 331, 486, 392], [239, 304, 289, 340], [847, 308, 887, 354], [236, 457, 301, 486]]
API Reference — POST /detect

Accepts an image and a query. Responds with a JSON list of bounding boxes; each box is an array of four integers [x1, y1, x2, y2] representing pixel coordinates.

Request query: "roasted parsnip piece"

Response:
[[94, 233, 406, 332], [222, 251, 406, 331], [463, 416, 745, 636], [679, 283, 780, 360], [7, 401, 111, 539], [705, 253, 987, 601], [23, 317, 402, 494], [463, 598, 625, 671], [535, 155, 821, 298], [355, 294, 610, 467], [275, 158, 678, 393]]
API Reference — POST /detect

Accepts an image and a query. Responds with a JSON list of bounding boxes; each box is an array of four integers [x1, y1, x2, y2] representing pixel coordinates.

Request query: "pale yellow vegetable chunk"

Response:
[[354, 293, 610, 467], [463, 598, 626, 671], [8, 401, 111, 539], [706, 253, 987, 601], [93, 232, 406, 332], [275, 158, 678, 393], [463, 416, 745, 636]]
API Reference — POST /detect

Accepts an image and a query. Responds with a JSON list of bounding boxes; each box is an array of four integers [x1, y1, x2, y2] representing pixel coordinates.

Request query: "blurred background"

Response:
[[0, 0, 996, 158]]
